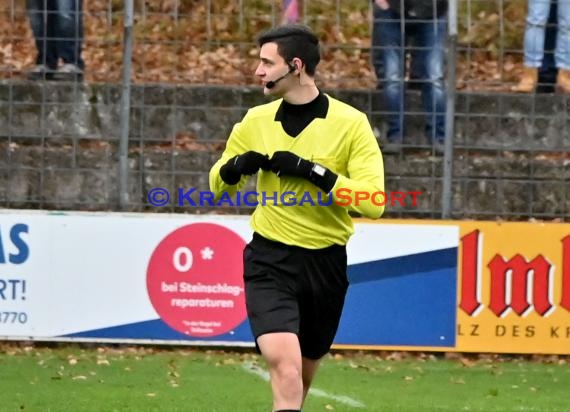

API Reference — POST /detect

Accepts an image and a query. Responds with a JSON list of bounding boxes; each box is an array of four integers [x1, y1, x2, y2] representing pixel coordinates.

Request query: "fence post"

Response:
[[119, 0, 134, 208], [441, 0, 457, 219]]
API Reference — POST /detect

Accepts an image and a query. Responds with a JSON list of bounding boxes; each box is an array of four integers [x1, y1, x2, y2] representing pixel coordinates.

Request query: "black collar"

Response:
[[274, 91, 329, 122]]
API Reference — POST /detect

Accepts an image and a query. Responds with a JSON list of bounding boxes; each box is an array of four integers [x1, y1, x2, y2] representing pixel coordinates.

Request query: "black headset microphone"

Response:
[[265, 63, 296, 89]]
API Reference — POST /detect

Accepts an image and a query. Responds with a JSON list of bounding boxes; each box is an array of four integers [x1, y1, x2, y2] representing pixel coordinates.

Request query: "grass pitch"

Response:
[[1, 344, 568, 411]]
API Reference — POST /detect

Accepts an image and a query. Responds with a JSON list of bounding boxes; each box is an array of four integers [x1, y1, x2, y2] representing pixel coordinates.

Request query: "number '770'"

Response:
[[0, 312, 28, 323]]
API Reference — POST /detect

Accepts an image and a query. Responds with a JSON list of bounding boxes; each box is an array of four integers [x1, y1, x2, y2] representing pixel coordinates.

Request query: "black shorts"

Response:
[[243, 232, 349, 360]]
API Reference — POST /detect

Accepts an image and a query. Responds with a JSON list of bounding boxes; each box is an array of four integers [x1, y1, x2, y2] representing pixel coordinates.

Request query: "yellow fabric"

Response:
[[209, 94, 385, 248]]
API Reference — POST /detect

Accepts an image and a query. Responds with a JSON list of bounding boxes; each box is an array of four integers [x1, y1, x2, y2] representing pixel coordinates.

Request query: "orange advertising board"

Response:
[[456, 220, 570, 354], [341, 219, 570, 355]]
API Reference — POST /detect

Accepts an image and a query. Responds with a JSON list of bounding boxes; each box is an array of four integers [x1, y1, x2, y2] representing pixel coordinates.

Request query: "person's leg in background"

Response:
[[555, 0, 570, 92], [512, 0, 551, 92], [376, 8, 406, 149], [371, 2, 385, 88], [26, 0, 59, 79], [370, 2, 385, 147], [412, 16, 447, 149], [53, 0, 85, 80], [537, 1, 558, 92]]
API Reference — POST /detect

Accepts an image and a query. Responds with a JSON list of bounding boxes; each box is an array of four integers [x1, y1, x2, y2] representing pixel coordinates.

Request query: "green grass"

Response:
[[1, 345, 569, 411]]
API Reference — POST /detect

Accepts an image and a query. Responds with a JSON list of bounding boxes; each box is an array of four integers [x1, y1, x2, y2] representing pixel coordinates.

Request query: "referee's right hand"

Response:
[[220, 151, 270, 184]]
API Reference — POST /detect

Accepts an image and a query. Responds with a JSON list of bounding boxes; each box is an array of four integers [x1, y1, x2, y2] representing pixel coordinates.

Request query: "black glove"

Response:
[[269, 151, 338, 193], [269, 151, 312, 178], [220, 151, 270, 185]]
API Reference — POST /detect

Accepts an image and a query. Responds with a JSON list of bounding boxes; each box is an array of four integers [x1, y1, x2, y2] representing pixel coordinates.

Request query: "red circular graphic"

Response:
[[147, 223, 247, 337]]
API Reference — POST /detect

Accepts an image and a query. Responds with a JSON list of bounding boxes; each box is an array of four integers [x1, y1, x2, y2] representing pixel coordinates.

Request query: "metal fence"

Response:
[[0, 0, 568, 220]]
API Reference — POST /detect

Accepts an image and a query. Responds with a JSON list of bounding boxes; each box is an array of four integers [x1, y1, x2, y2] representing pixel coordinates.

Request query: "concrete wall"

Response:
[[1, 82, 568, 219]]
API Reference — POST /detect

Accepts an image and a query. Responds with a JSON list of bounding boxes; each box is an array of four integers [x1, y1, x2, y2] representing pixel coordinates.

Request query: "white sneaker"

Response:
[[52, 63, 84, 81], [26, 64, 54, 80]]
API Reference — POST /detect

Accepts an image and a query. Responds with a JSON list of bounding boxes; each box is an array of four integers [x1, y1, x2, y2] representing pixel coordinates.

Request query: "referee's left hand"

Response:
[[269, 151, 312, 178], [270, 151, 338, 192]]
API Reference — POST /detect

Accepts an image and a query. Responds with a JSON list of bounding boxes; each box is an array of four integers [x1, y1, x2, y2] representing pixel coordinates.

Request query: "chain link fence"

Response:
[[0, 0, 568, 220]]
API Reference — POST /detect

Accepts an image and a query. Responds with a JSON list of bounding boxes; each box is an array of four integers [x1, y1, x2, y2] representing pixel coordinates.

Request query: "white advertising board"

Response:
[[0, 210, 458, 348]]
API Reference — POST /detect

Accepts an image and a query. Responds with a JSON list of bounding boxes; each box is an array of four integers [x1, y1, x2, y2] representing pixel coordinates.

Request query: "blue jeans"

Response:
[[372, 7, 447, 142], [524, 0, 570, 69], [27, 0, 84, 70]]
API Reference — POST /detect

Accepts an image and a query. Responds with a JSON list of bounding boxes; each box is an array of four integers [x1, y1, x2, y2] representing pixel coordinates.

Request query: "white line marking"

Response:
[[241, 362, 366, 409]]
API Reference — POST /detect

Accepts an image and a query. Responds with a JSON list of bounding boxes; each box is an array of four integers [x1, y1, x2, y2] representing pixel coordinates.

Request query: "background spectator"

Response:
[[26, 0, 85, 81], [372, 0, 448, 153], [538, 2, 559, 92], [511, 0, 569, 93], [281, 0, 300, 25]]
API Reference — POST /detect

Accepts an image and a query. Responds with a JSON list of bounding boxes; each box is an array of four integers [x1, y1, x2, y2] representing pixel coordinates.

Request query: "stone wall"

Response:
[[0, 82, 568, 219]]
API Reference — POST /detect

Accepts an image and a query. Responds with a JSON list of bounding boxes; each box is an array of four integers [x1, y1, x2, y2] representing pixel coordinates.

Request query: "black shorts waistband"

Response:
[[252, 232, 345, 255]]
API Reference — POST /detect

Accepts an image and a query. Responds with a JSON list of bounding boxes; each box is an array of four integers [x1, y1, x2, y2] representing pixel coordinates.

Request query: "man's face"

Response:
[[255, 42, 292, 95]]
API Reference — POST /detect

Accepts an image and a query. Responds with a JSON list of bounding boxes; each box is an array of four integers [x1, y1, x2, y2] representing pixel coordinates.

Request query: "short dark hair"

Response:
[[257, 24, 320, 76]]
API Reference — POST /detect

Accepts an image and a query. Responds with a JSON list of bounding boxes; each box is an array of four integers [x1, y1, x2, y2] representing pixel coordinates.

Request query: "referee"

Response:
[[209, 24, 385, 412]]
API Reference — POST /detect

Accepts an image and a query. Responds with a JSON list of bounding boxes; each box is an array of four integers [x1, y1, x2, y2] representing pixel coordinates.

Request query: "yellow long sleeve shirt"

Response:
[[209, 94, 385, 249]]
